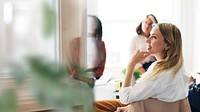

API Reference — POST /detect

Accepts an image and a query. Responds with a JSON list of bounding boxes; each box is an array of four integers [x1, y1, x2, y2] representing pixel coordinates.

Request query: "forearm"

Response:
[[123, 63, 136, 87], [123, 50, 149, 87]]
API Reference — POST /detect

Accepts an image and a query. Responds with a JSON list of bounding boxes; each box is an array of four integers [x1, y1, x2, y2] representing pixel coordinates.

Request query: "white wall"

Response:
[[193, 0, 200, 72], [177, 0, 195, 72], [176, 0, 200, 72]]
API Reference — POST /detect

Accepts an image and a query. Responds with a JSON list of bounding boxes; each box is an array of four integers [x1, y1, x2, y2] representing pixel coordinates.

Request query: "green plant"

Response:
[[122, 68, 141, 80], [0, 89, 17, 112], [10, 56, 94, 112]]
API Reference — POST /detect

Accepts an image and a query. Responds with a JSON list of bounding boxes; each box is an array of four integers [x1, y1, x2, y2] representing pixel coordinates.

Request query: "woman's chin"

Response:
[[147, 50, 152, 54]]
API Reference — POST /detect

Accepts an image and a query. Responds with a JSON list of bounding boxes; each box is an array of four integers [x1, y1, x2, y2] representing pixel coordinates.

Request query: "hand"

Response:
[[189, 76, 196, 84], [129, 50, 150, 65], [123, 50, 150, 87], [114, 106, 128, 112], [70, 69, 79, 79]]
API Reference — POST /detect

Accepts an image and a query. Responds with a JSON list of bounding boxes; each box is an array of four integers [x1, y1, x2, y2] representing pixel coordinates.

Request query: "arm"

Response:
[[123, 50, 150, 87], [120, 51, 153, 104]]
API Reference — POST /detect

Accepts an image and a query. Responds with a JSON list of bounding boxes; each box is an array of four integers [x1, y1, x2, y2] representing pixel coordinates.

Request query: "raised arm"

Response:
[[123, 50, 150, 87]]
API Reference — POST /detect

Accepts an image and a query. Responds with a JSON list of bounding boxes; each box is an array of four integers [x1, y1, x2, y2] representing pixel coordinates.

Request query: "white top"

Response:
[[119, 62, 190, 104], [129, 35, 155, 68]]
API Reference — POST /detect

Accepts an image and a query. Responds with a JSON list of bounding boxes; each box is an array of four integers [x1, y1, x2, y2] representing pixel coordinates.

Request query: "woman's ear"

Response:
[[165, 44, 171, 51]]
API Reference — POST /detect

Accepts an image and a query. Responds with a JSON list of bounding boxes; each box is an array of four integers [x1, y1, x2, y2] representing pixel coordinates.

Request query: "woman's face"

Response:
[[146, 26, 169, 60], [142, 17, 153, 35]]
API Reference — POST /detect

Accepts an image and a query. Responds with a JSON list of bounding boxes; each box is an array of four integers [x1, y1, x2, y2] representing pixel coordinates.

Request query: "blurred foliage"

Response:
[[122, 68, 126, 75], [1, 0, 95, 111], [11, 63, 28, 86], [9, 56, 94, 112], [27, 56, 94, 112], [122, 68, 141, 80], [27, 56, 68, 82], [41, 1, 55, 38], [0, 89, 17, 112]]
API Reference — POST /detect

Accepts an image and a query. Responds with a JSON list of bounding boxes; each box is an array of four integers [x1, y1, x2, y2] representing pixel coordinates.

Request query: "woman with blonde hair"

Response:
[[96, 23, 191, 112]]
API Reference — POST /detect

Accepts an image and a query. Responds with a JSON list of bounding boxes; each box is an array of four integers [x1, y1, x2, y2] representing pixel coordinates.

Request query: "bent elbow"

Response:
[[119, 96, 132, 104]]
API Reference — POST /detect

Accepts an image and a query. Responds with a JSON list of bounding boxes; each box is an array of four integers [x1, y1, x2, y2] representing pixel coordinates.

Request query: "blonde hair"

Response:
[[148, 23, 183, 78]]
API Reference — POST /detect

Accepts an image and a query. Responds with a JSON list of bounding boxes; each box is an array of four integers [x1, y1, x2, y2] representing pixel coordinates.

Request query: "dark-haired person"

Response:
[[188, 76, 200, 112], [130, 14, 158, 74], [67, 15, 106, 87], [86, 15, 106, 79]]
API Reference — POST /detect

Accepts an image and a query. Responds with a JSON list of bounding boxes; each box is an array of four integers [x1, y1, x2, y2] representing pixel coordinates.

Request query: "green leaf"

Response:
[[121, 68, 141, 80], [0, 89, 17, 112]]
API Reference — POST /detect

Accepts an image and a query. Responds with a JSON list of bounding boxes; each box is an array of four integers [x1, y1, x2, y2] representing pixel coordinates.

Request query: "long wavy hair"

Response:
[[149, 23, 183, 78]]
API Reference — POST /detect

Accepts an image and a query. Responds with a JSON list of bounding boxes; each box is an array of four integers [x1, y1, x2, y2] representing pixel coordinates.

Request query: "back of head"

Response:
[[87, 15, 103, 40], [158, 23, 182, 63]]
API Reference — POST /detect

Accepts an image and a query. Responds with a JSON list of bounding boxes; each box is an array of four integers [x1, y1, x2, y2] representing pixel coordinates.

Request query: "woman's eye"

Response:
[[150, 35, 156, 39]]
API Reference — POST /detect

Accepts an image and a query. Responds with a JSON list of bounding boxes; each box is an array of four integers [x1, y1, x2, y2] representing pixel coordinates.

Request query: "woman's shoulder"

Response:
[[130, 35, 146, 43], [176, 65, 190, 81], [159, 65, 189, 83], [132, 35, 145, 39]]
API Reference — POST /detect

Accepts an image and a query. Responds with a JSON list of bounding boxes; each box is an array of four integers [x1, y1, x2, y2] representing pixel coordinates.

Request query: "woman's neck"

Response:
[[154, 53, 165, 61]]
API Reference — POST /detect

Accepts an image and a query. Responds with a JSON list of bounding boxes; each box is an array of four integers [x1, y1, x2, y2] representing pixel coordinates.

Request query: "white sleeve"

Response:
[[119, 79, 158, 104]]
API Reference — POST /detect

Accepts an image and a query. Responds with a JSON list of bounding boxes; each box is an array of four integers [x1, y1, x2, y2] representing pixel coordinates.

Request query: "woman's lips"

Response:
[[147, 46, 152, 51]]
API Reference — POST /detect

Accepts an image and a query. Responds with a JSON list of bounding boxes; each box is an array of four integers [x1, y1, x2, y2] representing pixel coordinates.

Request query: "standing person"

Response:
[[96, 23, 191, 112], [67, 15, 106, 87], [86, 15, 106, 79], [130, 14, 158, 74]]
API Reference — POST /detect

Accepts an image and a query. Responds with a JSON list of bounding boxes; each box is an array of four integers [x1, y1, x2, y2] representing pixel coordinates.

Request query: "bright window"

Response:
[[0, 0, 59, 75], [88, 0, 177, 78]]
